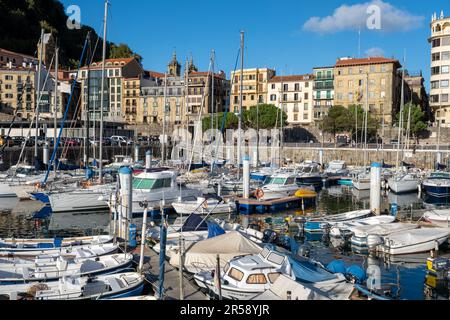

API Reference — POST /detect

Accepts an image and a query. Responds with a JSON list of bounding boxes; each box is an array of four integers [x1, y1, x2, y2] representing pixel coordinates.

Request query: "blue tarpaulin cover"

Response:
[[346, 265, 367, 283], [326, 260, 347, 274], [207, 222, 226, 239], [288, 256, 338, 283]]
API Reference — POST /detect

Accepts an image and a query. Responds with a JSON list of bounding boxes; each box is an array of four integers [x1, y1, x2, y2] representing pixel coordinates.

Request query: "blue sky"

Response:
[[61, 0, 450, 89]]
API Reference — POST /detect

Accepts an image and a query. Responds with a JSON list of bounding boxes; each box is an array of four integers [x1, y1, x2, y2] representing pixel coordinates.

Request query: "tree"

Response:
[[321, 106, 352, 140], [109, 43, 142, 63], [202, 112, 239, 132], [243, 104, 287, 130], [397, 103, 428, 144], [347, 104, 379, 143]]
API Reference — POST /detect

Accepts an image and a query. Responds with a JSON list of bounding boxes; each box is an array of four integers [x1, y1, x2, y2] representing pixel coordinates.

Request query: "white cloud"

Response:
[[365, 47, 385, 57], [302, 0, 424, 34]]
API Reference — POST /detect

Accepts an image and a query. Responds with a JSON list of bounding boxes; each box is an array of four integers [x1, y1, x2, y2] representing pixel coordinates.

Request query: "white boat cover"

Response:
[[352, 223, 419, 238], [252, 275, 354, 300], [169, 231, 262, 273], [423, 210, 450, 224]]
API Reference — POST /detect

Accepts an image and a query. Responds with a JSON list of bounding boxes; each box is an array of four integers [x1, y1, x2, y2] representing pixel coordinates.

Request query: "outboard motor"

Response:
[[263, 229, 278, 243], [298, 244, 311, 258]]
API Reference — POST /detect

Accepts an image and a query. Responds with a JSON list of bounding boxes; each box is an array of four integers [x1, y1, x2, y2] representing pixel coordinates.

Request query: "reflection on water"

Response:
[[0, 186, 448, 300]]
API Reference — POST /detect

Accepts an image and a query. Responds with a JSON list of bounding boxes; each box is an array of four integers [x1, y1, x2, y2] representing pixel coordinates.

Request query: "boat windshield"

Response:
[[430, 172, 450, 179], [264, 177, 287, 185], [132, 178, 172, 190]]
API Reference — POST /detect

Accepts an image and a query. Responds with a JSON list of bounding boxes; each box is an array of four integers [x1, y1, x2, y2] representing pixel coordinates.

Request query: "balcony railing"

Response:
[[314, 85, 334, 90]]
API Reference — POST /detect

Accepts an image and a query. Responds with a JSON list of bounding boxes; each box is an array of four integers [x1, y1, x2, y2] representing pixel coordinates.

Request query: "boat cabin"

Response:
[[132, 171, 176, 191], [221, 246, 293, 290], [263, 174, 297, 187]]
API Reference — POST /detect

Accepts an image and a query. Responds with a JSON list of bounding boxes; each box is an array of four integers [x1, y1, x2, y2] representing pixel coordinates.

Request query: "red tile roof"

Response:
[[80, 57, 135, 70], [268, 74, 314, 83], [0, 48, 36, 60], [145, 70, 164, 78], [335, 57, 401, 68]]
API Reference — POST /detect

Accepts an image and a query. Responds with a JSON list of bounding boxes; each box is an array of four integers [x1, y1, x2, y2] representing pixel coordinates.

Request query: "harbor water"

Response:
[[0, 185, 448, 301]]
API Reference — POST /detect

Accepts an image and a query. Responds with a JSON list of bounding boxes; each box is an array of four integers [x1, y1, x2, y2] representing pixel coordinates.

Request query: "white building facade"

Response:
[[430, 11, 450, 125], [267, 75, 315, 126]]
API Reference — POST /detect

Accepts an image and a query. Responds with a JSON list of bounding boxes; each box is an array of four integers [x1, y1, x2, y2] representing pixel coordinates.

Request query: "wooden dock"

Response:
[[136, 246, 208, 300]]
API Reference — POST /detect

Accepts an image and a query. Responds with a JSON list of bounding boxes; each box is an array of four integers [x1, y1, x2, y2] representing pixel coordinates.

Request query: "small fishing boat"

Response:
[[0, 243, 118, 259], [0, 235, 113, 252], [388, 173, 420, 194], [350, 223, 419, 249], [352, 172, 371, 191], [0, 253, 133, 284], [0, 272, 145, 300], [422, 172, 450, 205], [295, 161, 324, 187], [329, 216, 396, 238], [381, 228, 450, 255], [172, 197, 236, 216], [303, 210, 373, 234], [422, 209, 450, 228], [194, 245, 348, 300]]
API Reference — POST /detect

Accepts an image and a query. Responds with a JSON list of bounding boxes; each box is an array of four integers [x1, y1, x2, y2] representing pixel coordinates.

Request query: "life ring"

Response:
[[255, 188, 265, 200]]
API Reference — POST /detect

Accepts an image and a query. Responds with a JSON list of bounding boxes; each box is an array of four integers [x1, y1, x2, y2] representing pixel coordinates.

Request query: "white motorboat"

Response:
[[350, 223, 419, 249], [324, 161, 349, 178], [388, 173, 420, 194], [329, 216, 396, 238], [294, 161, 324, 187], [381, 228, 450, 255], [0, 253, 133, 284], [352, 173, 371, 191], [259, 173, 300, 200], [0, 242, 118, 258], [311, 209, 373, 223], [0, 235, 113, 252], [422, 209, 450, 228], [0, 272, 145, 300], [194, 245, 348, 300], [107, 171, 201, 218], [49, 183, 115, 213], [172, 197, 236, 216], [422, 172, 450, 205]]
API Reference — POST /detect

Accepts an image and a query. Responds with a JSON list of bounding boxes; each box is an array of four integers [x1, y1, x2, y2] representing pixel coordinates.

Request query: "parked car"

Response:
[[110, 136, 132, 146]]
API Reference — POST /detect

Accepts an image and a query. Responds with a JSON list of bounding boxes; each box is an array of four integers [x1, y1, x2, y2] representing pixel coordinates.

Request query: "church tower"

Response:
[[168, 52, 181, 77]]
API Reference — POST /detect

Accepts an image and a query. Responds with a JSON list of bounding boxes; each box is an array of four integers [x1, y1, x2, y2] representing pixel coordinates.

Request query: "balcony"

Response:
[[314, 84, 334, 90]]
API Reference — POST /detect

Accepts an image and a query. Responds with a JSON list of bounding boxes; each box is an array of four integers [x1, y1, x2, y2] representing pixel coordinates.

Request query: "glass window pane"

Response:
[[246, 274, 267, 284], [228, 268, 244, 282]]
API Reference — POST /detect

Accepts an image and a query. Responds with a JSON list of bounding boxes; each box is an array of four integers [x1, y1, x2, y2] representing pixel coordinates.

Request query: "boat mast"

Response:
[[99, 0, 109, 184], [363, 72, 369, 168], [35, 29, 45, 164], [162, 72, 168, 165], [84, 35, 91, 172], [210, 50, 215, 172], [237, 31, 244, 179], [53, 45, 59, 175], [396, 54, 405, 171]]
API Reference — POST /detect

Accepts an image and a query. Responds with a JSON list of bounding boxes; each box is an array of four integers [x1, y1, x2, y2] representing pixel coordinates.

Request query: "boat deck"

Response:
[[135, 246, 208, 300]]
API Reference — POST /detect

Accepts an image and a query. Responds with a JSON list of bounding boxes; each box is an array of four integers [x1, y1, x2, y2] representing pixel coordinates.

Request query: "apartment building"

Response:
[[0, 48, 37, 68], [267, 74, 314, 126], [313, 67, 334, 124], [79, 57, 144, 123], [230, 68, 276, 113], [333, 57, 401, 125], [430, 11, 450, 125]]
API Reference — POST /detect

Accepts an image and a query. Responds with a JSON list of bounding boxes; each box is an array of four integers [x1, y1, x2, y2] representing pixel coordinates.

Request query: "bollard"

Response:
[[145, 150, 152, 170], [243, 155, 250, 199], [370, 162, 382, 215], [43, 143, 49, 165], [129, 223, 137, 249], [119, 167, 133, 240], [134, 144, 140, 163]]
